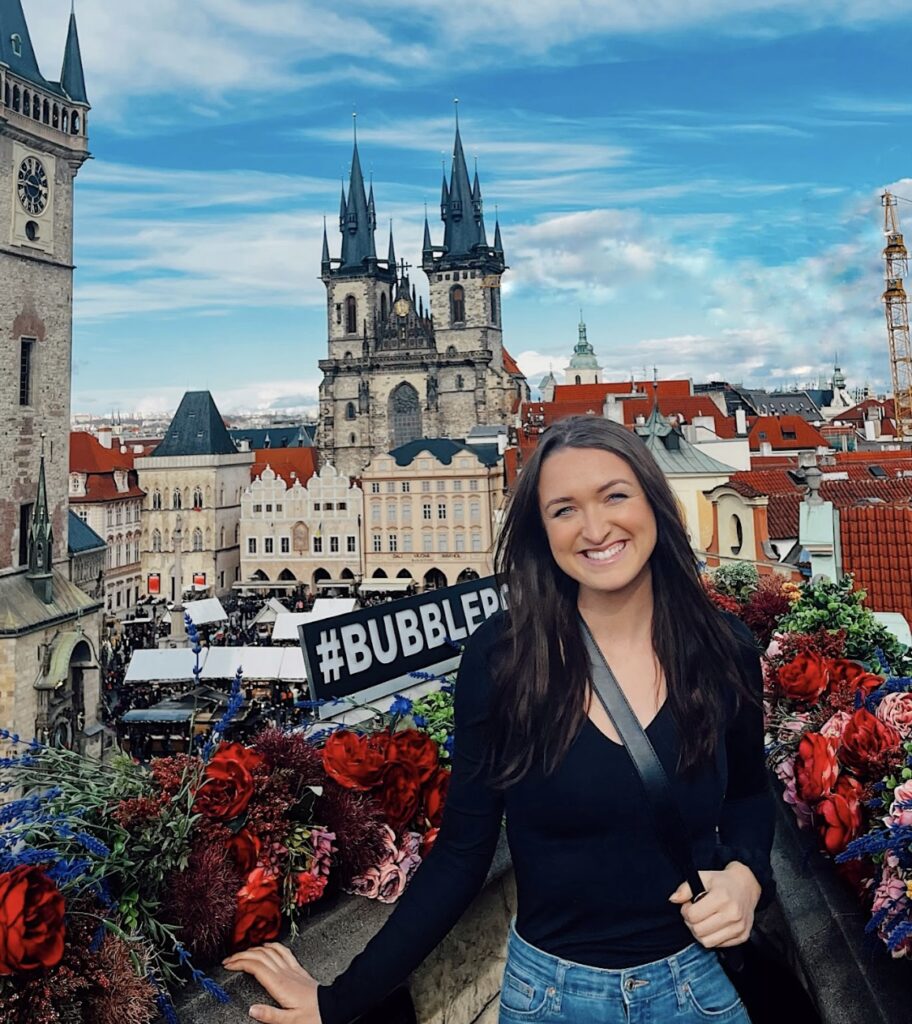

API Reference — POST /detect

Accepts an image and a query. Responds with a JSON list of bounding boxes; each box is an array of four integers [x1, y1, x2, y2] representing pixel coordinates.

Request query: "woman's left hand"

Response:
[[668, 861, 761, 948]]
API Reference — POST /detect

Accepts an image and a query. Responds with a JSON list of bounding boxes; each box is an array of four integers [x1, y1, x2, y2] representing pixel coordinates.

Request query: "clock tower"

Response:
[[0, 1, 103, 754]]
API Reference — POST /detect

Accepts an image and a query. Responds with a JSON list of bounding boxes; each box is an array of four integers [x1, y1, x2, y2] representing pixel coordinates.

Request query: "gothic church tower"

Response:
[[317, 117, 526, 478], [0, 1, 103, 752]]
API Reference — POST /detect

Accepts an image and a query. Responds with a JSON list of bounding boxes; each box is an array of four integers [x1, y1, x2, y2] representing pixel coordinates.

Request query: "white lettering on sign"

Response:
[[460, 590, 483, 634], [418, 603, 447, 649], [367, 616, 399, 664], [395, 608, 424, 657], [441, 598, 468, 641], [340, 623, 373, 674]]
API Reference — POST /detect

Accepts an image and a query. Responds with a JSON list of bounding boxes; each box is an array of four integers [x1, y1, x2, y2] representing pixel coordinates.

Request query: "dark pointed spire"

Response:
[[494, 216, 504, 256], [440, 170, 449, 220], [60, 6, 88, 104], [338, 183, 347, 233], [0, 0, 48, 91], [442, 107, 488, 260], [27, 437, 54, 604], [423, 209, 433, 254], [387, 221, 396, 268], [321, 217, 331, 275], [339, 114, 377, 272]]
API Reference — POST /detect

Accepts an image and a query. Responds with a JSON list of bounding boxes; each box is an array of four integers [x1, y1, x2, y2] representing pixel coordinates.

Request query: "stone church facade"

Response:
[[0, 2, 104, 752], [317, 124, 528, 478]]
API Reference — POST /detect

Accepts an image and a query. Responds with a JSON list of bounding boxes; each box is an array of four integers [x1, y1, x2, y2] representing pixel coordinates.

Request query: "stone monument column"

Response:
[[170, 514, 187, 644]]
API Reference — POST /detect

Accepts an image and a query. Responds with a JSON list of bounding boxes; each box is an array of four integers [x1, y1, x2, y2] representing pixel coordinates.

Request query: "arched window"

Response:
[[446, 345, 457, 358], [172, 489, 182, 510], [12, 85, 20, 112], [345, 295, 358, 334], [192, 487, 203, 509], [489, 288, 498, 323], [42, 98, 50, 124], [61, 109, 69, 132], [151, 490, 161, 510], [388, 382, 423, 449], [575, 375, 582, 385], [349, 433, 357, 444], [343, 351, 353, 364], [192, 529, 203, 552], [72, 112, 81, 134], [234, 524, 240, 543], [345, 401, 356, 421], [52, 103, 59, 129], [152, 529, 162, 553], [22, 91, 30, 117], [450, 286, 465, 325], [456, 374, 464, 390], [380, 293, 388, 321]]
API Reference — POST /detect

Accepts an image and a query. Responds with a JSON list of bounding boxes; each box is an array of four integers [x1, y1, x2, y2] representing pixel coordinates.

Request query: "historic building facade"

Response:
[[240, 463, 364, 591], [69, 431, 145, 614], [0, 3, 104, 752], [136, 392, 252, 600], [564, 316, 602, 386], [359, 439, 506, 591], [316, 124, 528, 478]]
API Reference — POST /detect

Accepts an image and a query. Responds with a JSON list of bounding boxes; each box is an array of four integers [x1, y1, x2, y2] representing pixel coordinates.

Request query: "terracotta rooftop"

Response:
[[622, 396, 736, 438], [502, 348, 523, 377], [252, 447, 318, 488], [551, 379, 692, 403], [840, 505, 912, 622], [70, 431, 135, 473], [748, 415, 828, 451]]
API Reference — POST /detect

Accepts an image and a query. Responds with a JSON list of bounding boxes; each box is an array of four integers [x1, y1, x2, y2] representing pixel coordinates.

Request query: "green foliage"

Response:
[[777, 574, 909, 668], [711, 561, 760, 603], [410, 684, 455, 761]]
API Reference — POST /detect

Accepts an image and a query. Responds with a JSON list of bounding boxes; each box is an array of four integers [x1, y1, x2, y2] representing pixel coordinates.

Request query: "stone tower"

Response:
[[564, 314, 602, 385], [317, 117, 526, 478], [0, 1, 103, 754]]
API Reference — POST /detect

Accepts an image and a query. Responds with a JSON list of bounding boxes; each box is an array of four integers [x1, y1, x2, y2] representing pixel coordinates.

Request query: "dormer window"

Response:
[[11, 34, 22, 58]]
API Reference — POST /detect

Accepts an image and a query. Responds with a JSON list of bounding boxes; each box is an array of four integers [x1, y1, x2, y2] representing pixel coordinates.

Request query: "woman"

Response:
[[224, 415, 774, 1024]]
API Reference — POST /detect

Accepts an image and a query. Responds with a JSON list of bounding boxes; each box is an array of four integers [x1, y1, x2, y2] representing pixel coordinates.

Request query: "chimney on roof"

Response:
[[603, 394, 624, 425], [97, 425, 112, 449], [735, 408, 748, 436], [760, 441, 772, 456]]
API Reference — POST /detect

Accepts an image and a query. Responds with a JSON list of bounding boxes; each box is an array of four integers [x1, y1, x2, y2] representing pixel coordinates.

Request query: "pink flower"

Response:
[[872, 859, 907, 919], [820, 711, 852, 744], [774, 755, 814, 829], [397, 831, 421, 861], [765, 635, 783, 660], [886, 780, 912, 828], [379, 825, 398, 857], [377, 862, 408, 904], [877, 693, 912, 739], [310, 828, 337, 877], [345, 867, 382, 900]]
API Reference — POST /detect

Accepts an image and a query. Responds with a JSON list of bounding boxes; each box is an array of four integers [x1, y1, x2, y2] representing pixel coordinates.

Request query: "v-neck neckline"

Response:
[[584, 698, 669, 748]]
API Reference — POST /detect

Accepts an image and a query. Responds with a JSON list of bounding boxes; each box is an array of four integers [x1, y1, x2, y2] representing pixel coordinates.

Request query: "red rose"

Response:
[[387, 730, 439, 784], [794, 733, 839, 802], [322, 731, 387, 791], [0, 866, 66, 974], [231, 868, 281, 952], [826, 659, 882, 695], [815, 776, 863, 855], [194, 743, 264, 821], [294, 870, 328, 907], [377, 762, 422, 831], [776, 652, 829, 702], [227, 829, 262, 875], [420, 827, 440, 859], [421, 766, 451, 828], [838, 708, 901, 775]]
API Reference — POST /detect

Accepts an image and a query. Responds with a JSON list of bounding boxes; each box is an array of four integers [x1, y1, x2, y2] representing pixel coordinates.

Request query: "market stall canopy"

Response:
[[184, 598, 228, 626], [357, 579, 414, 593], [310, 598, 358, 618], [270, 613, 311, 643], [125, 649, 198, 684], [251, 598, 288, 627]]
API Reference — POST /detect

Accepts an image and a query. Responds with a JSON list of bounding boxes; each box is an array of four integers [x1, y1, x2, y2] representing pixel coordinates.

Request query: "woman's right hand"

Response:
[[223, 943, 322, 1023]]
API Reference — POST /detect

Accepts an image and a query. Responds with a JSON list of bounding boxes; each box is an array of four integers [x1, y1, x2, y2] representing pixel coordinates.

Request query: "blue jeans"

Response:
[[499, 923, 751, 1024]]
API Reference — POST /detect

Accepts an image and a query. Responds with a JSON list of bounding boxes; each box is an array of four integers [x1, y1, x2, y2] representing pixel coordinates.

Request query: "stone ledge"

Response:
[[768, 789, 911, 1024], [173, 832, 513, 1023]]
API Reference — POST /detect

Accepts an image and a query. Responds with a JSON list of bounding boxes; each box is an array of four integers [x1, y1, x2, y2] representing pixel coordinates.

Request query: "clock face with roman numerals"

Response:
[[17, 156, 49, 216]]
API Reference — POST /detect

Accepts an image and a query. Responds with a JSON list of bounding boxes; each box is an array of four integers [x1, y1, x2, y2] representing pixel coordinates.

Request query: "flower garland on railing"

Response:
[[704, 567, 912, 960], [0, 623, 459, 1022]]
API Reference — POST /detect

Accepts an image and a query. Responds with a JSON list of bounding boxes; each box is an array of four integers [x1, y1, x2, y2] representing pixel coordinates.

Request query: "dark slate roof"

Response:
[[739, 389, 822, 421], [60, 12, 88, 104], [67, 511, 105, 554], [152, 392, 237, 458], [441, 127, 487, 261], [303, 423, 317, 443], [229, 426, 313, 449], [0, 0, 52, 91], [338, 141, 377, 273], [389, 438, 503, 468]]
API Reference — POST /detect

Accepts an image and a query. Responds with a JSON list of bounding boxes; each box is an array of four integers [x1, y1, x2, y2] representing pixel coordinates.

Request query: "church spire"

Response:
[[339, 115, 376, 272], [441, 105, 490, 261], [321, 217, 331, 276], [60, 5, 88, 104], [494, 217, 504, 256], [387, 221, 396, 269], [423, 209, 433, 255], [27, 438, 54, 604]]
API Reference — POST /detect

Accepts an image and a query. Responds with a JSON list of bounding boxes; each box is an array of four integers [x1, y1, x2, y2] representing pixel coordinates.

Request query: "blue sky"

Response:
[[21, 0, 912, 416]]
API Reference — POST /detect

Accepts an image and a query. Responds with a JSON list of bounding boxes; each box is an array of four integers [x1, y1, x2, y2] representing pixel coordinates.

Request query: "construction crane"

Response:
[[881, 191, 912, 440]]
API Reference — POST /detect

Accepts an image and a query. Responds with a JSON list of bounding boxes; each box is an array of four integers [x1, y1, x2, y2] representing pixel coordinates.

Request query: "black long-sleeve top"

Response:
[[317, 612, 774, 1024]]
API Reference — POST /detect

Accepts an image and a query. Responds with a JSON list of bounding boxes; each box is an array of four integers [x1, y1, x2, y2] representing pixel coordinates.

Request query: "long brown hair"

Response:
[[488, 415, 750, 788]]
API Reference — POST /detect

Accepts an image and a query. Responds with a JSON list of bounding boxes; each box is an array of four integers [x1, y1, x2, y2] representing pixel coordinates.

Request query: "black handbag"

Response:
[[579, 616, 820, 1024]]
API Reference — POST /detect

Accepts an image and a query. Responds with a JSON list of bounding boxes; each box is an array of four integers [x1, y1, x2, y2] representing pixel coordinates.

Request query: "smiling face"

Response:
[[538, 446, 658, 600]]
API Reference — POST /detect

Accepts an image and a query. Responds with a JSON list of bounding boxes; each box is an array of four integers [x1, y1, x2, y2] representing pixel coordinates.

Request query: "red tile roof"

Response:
[[252, 448, 318, 488], [502, 348, 522, 377], [78, 474, 146, 503], [70, 431, 135, 472], [840, 505, 912, 622], [552, 380, 692, 403], [621, 397, 736, 438], [748, 415, 827, 451], [836, 398, 896, 423]]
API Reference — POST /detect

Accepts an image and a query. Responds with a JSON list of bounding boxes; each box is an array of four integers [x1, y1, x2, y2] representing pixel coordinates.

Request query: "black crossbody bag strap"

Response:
[[579, 615, 707, 904]]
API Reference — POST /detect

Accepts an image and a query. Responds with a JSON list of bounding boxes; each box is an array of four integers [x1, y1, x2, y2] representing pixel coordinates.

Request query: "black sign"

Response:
[[299, 575, 507, 702]]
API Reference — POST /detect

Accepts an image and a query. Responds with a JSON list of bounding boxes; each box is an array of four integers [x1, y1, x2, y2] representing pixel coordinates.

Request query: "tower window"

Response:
[[335, 303, 342, 324], [11, 34, 22, 58], [18, 503, 32, 567], [450, 285, 466, 325], [345, 402, 356, 421], [19, 338, 35, 405], [345, 295, 358, 334], [381, 292, 388, 321], [25, 221, 39, 242], [575, 375, 582, 385]]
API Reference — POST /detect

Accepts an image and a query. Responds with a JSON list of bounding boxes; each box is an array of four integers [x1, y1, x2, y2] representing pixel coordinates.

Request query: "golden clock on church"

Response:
[[393, 297, 410, 318]]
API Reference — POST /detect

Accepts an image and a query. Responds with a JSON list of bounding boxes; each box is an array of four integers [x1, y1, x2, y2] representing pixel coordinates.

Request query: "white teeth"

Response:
[[584, 542, 625, 561]]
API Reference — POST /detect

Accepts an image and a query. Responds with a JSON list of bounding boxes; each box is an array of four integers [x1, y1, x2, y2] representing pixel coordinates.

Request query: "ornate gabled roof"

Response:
[[153, 391, 238, 458], [338, 139, 376, 271], [389, 437, 502, 468], [60, 10, 88, 104]]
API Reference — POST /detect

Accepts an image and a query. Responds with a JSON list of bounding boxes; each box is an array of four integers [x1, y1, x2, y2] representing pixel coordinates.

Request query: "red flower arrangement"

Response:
[[0, 867, 66, 975], [231, 868, 282, 952]]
